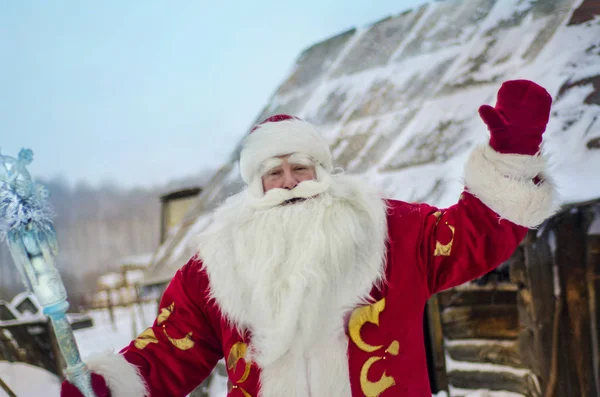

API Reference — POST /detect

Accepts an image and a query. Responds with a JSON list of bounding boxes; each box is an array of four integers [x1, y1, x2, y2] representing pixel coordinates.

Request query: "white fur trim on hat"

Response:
[[239, 119, 332, 183], [86, 352, 149, 397], [464, 144, 559, 228]]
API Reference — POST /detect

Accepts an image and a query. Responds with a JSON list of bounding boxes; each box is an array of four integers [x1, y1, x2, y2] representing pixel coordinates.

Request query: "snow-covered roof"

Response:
[[145, 0, 600, 285]]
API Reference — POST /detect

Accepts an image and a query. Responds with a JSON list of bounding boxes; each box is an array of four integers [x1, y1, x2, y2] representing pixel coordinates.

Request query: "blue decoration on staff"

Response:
[[0, 148, 95, 397]]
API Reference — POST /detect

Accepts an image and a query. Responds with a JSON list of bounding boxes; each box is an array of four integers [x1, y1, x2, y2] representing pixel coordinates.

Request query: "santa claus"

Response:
[[62, 80, 558, 397]]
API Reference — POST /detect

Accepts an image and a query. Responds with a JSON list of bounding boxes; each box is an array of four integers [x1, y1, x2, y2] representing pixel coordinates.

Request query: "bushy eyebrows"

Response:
[[288, 153, 315, 166], [260, 158, 284, 175], [259, 154, 315, 176]]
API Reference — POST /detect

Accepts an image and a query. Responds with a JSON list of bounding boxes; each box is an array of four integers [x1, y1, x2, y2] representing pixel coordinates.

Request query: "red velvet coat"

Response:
[[118, 191, 527, 397]]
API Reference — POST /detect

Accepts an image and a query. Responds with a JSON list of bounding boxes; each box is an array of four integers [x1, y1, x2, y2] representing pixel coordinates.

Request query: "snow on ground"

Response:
[[74, 303, 159, 359], [0, 361, 61, 397]]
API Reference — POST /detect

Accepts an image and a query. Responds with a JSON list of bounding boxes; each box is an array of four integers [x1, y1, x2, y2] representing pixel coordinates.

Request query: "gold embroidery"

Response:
[[227, 342, 252, 383], [360, 356, 396, 397], [226, 342, 253, 396], [134, 328, 158, 349], [135, 302, 196, 351], [157, 302, 174, 325], [385, 340, 400, 356], [434, 224, 455, 257], [348, 298, 386, 353], [349, 299, 400, 395], [163, 329, 195, 350]]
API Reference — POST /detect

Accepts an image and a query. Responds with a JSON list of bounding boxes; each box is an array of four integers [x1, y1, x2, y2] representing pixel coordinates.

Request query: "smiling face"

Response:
[[261, 153, 317, 193]]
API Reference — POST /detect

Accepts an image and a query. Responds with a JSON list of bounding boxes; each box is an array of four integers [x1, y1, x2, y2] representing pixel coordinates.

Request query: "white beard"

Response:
[[193, 172, 388, 369]]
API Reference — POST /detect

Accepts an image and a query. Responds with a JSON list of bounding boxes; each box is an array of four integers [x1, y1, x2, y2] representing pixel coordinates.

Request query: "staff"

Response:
[[0, 148, 95, 397]]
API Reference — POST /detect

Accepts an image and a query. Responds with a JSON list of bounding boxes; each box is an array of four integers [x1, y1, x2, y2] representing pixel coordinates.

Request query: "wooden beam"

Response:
[[441, 304, 519, 339], [446, 340, 524, 368], [0, 376, 17, 397], [448, 370, 540, 397], [587, 232, 600, 394], [437, 288, 517, 308], [425, 295, 448, 392], [518, 230, 555, 391], [555, 210, 596, 397]]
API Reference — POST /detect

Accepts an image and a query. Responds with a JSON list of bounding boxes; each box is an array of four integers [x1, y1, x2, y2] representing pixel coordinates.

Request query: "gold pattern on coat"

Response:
[[157, 302, 175, 325], [360, 356, 396, 397], [227, 342, 252, 383], [134, 302, 196, 351], [434, 224, 455, 257], [227, 342, 253, 396], [385, 340, 400, 355], [163, 329, 195, 350], [349, 299, 401, 396], [134, 328, 159, 349], [348, 298, 386, 353]]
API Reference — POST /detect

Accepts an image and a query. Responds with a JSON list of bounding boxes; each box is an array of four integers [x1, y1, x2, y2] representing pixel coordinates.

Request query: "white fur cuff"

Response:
[[86, 352, 149, 397], [464, 145, 559, 228]]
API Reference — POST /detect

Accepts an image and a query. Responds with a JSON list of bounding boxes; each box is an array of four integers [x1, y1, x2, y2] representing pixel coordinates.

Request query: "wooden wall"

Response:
[[517, 202, 599, 397], [432, 200, 600, 396], [434, 284, 541, 397]]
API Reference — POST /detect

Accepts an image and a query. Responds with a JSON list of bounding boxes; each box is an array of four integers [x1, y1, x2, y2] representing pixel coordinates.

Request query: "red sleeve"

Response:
[[120, 258, 223, 396], [417, 191, 527, 295]]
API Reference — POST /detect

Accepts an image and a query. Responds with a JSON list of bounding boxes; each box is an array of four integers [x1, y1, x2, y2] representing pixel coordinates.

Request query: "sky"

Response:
[[1, 1, 428, 188]]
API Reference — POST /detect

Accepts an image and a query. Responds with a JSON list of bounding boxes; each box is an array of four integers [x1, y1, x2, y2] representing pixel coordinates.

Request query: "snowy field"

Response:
[[1, 304, 520, 396]]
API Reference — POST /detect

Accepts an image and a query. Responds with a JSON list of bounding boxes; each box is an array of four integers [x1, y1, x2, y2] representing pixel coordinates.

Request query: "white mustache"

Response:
[[246, 177, 331, 210]]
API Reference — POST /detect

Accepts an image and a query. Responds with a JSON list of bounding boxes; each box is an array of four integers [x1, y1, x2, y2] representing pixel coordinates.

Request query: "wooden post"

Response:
[[425, 294, 448, 392], [519, 229, 556, 393], [107, 289, 116, 331], [587, 209, 600, 394], [0, 376, 17, 397], [134, 285, 147, 327], [0, 329, 17, 362], [554, 209, 596, 397]]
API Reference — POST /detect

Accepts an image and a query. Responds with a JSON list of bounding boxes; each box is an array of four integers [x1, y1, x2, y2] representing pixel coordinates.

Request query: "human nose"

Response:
[[282, 169, 298, 190]]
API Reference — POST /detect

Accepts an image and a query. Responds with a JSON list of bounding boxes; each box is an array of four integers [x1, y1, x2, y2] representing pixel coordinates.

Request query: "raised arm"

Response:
[[419, 80, 558, 295]]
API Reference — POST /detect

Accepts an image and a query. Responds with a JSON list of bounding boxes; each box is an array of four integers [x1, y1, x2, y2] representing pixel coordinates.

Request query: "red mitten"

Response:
[[479, 79, 552, 155], [61, 373, 111, 397]]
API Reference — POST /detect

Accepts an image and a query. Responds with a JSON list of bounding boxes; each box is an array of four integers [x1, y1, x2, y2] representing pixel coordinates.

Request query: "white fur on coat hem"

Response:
[[86, 352, 149, 397], [464, 145, 559, 228]]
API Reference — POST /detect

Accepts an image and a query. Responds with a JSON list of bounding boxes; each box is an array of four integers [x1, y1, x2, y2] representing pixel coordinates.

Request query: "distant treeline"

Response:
[[0, 169, 213, 303]]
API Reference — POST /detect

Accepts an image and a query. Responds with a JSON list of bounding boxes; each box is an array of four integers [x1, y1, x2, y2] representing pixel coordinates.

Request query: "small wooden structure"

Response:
[[160, 187, 202, 244], [86, 254, 155, 332], [0, 293, 92, 378]]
